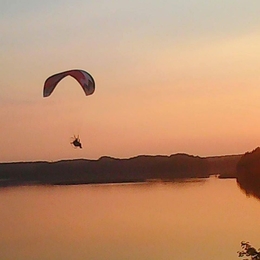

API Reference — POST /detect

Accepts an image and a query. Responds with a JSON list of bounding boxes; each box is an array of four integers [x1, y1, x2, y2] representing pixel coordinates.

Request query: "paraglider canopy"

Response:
[[43, 69, 95, 97]]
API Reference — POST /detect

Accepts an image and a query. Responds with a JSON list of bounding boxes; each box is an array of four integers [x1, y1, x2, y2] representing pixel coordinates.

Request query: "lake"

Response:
[[0, 177, 259, 260]]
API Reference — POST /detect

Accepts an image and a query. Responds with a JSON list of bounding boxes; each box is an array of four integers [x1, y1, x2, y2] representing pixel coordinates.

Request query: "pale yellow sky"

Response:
[[1, 0, 260, 162]]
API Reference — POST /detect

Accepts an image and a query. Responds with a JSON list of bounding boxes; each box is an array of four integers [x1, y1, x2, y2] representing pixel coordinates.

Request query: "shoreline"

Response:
[[0, 153, 241, 188], [0, 175, 233, 188]]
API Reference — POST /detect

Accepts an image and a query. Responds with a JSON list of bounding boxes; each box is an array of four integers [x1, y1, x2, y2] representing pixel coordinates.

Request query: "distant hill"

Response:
[[236, 147, 260, 200], [206, 154, 242, 178], [0, 153, 242, 187]]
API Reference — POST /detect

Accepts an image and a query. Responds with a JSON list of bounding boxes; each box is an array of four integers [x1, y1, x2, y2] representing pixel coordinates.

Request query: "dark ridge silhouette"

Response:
[[236, 147, 260, 200], [0, 153, 241, 187], [207, 154, 242, 178]]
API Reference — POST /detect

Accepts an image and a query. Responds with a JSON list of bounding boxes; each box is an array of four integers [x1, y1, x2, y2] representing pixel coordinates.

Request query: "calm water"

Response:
[[0, 177, 259, 260]]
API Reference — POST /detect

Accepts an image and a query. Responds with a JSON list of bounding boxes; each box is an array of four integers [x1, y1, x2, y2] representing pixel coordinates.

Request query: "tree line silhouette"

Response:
[[236, 147, 260, 200]]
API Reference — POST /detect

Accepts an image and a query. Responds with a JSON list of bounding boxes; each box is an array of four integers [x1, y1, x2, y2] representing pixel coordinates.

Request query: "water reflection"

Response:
[[236, 178, 260, 201], [0, 178, 260, 260]]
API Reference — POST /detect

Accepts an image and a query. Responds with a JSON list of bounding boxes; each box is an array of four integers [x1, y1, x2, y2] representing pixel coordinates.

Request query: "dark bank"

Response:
[[0, 153, 242, 187]]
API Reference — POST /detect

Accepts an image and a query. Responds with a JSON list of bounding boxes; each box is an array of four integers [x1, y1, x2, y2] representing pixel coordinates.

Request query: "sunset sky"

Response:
[[1, 0, 260, 162]]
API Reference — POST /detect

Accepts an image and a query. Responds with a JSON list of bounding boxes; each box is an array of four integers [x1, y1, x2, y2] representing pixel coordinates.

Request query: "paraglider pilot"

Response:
[[71, 135, 82, 149]]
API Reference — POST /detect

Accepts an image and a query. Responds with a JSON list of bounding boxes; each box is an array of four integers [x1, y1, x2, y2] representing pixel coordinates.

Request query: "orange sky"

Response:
[[1, 1, 260, 162]]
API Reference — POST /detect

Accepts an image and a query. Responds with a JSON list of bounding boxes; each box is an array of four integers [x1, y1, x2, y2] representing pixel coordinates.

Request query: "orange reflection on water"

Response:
[[0, 178, 260, 260]]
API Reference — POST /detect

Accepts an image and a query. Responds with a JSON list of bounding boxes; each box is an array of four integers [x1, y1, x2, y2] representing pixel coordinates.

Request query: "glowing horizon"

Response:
[[1, 0, 260, 162]]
